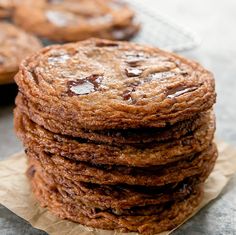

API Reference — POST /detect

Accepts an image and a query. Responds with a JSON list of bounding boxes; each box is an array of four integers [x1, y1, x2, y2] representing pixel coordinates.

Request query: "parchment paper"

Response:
[[0, 141, 236, 235]]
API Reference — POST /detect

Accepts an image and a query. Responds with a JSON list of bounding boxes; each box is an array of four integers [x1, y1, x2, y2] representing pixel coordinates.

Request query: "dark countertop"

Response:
[[0, 0, 236, 234]]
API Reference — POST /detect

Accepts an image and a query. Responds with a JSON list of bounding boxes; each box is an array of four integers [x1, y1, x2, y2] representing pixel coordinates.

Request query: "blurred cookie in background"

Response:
[[0, 22, 42, 85], [0, 0, 19, 18], [13, 0, 140, 42], [0, 0, 14, 18]]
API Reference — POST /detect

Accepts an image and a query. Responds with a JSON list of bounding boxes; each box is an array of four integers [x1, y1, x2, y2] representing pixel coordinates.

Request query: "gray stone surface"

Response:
[[0, 0, 236, 234]]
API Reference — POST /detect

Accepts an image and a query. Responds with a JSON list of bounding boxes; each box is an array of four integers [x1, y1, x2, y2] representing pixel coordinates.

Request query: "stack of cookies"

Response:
[[14, 38, 217, 234]]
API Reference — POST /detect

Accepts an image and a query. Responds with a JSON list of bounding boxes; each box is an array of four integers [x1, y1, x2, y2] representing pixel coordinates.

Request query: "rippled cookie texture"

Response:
[[29, 165, 203, 234], [13, 0, 139, 42], [14, 38, 217, 234], [15, 107, 215, 166], [15, 38, 216, 131], [0, 22, 42, 84]]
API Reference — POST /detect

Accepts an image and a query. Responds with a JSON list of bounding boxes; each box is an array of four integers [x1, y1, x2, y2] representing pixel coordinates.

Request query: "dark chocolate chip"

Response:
[[125, 59, 142, 67], [29, 69, 39, 85], [148, 71, 176, 81], [122, 86, 137, 103], [125, 67, 142, 77], [95, 41, 119, 47], [67, 74, 103, 96], [122, 89, 133, 101], [166, 86, 198, 99]]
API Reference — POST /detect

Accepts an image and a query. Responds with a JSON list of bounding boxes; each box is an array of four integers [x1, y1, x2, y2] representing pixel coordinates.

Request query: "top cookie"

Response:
[[13, 0, 139, 42], [15, 38, 216, 130], [0, 22, 42, 84]]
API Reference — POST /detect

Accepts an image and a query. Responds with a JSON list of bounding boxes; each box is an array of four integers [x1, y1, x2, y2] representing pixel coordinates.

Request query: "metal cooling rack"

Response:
[[129, 0, 201, 52]]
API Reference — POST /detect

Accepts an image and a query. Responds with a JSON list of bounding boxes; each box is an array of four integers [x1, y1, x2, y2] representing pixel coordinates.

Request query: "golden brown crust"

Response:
[[15, 106, 216, 167], [13, 0, 139, 42], [15, 93, 212, 145], [26, 150, 215, 211], [25, 143, 217, 186]]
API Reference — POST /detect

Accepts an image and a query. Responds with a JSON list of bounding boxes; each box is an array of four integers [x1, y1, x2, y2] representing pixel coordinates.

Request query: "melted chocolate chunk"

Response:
[[127, 81, 142, 87], [166, 86, 198, 99], [48, 53, 70, 64], [180, 71, 189, 76], [125, 52, 149, 59], [122, 88, 135, 101], [29, 69, 39, 85], [125, 67, 142, 77], [124, 52, 149, 67], [95, 41, 119, 47], [68, 75, 103, 96], [122, 79, 141, 103], [125, 59, 142, 67], [148, 71, 176, 81]]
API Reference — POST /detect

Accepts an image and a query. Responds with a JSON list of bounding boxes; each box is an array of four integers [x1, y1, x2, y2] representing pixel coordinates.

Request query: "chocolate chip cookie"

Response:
[[0, 0, 18, 18], [0, 22, 42, 84], [13, 0, 139, 42], [14, 38, 216, 130]]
